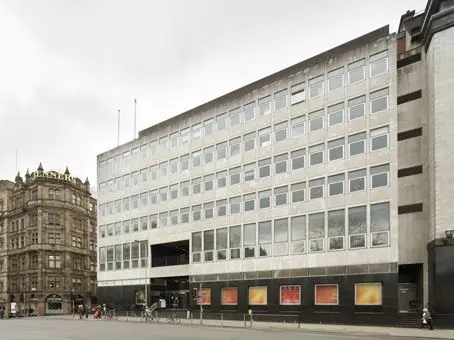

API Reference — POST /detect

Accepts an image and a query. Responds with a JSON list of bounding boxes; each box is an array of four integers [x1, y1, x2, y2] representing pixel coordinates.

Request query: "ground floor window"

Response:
[[47, 302, 62, 310]]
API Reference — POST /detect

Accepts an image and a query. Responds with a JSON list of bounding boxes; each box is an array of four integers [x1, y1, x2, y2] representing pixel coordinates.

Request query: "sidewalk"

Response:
[[43, 314, 454, 339]]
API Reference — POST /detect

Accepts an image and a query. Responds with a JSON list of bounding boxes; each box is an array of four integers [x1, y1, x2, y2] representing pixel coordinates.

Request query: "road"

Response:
[[0, 318, 443, 340]]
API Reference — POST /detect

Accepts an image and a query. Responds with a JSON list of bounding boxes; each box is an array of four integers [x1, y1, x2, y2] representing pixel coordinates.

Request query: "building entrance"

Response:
[[398, 283, 417, 313]]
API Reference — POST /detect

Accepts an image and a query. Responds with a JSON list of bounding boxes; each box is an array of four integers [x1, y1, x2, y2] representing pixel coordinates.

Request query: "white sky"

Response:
[[0, 0, 426, 191]]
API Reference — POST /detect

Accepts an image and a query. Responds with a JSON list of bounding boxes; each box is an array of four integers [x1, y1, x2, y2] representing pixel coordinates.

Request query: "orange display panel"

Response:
[[221, 287, 238, 305], [314, 284, 338, 305], [355, 282, 382, 306], [248, 286, 267, 305], [280, 285, 301, 305]]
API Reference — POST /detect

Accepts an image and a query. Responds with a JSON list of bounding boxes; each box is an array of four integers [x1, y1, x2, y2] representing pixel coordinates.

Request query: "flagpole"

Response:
[[134, 98, 137, 139], [15, 148, 18, 173], [117, 109, 120, 146]]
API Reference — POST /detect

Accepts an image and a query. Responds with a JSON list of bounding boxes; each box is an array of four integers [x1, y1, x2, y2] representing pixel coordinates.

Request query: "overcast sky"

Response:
[[0, 0, 425, 193]]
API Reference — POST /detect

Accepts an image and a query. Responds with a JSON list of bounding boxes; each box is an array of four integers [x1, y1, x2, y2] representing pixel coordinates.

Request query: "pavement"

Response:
[[17, 314, 451, 340]]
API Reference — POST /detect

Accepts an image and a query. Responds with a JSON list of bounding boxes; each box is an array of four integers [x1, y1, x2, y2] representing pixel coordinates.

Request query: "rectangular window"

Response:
[[123, 220, 130, 233], [140, 168, 148, 184], [243, 193, 256, 212], [398, 127, 422, 141], [159, 162, 167, 177], [258, 95, 272, 116], [258, 221, 272, 257], [132, 218, 139, 232], [309, 212, 325, 252], [216, 113, 227, 131], [259, 158, 271, 178], [328, 67, 344, 91], [244, 163, 255, 182], [192, 205, 201, 221], [204, 230, 214, 262], [291, 148, 305, 170], [370, 164, 390, 188], [180, 208, 190, 224], [180, 154, 189, 171], [291, 115, 305, 138], [274, 88, 288, 111], [131, 171, 139, 186], [170, 184, 178, 200], [274, 153, 288, 174], [328, 138, 345, 161], [328, 102, 344, 126], [258, 127, 271, 147], [192, 123, 202, 140], [140, 192, 148, 207], [309, 144, 324, 166], [348, 59, 365, 84], [229, 225, 241, 259], [309, 75, 324, 98], [349, 95, 366, 120], [159, 137, 168, 152], [216, 142, 227, 160], [348, 132, 366, 156], [348, 205, 367, 249], [149, 140, 157, 155], [149, 166, 157, 180], [169, 158, 178, 174], [204, 202, 214, 219], [230, 196, 241, 214], [180, 181, 189, 197], [141, 216, 148, 231], [216, 199, 227, 217], [243, 223, 257, 258], [204, 146, 214, 164], [259, 189, 271, 209], [349, 169, 366, 192], [371, 126, 389, 151], [370, 50, 388, 77], [216, 228, 228, 260], [274, 121, 288, 142], [328, 209, 345, 251], [370, 202, 390, 247], [291, 215, 306, 254], [204, 118, 214, 136], [159, 187, 167, 202], [291, 182, 305, 203], [309, 178, 324, 199], [328, 173, 345, 196], [192, 150, 202, 168], [243, 101, 256, 121], [290, 82, 305, 105], [170, 132, 178, 149], [204, 174, 214, 191], [192, 177, 201, 194], [230, 167, 241, 186], [180, 128, 189, 146], [230, 137, 241, 156], [309, 109, 324, 131], [122, 197, 130, 211], [216, 170, 227, 188], [370, 88, 389, 114], [274, 218, 289, 256], [274, 186, 288, 206], [244, 132, 256, 152]]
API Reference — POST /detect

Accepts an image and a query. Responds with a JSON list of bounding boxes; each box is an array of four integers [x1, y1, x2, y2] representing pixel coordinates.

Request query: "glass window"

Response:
[[309, 75, 324, 98], [328, 209, 345, 251], [370, 50, 388, 77], [122, 197, 130, 211], [291, 115, 305, 137], [216, 170, 227, 188], [204, 174, 214, 191], [140, 192, 148, 207], [123, 174, 131, 187], [349, 169, 366, 192], [348, 59, 365, 84], [274, 121, 288, 142], [348, 205, 367, 249], [192, 123, 202, 140], [259, 158, 271, 178], [192, 232, 202, 262], [274, 186, 288, 206], [244, 163, 255, 182], [258, 95, 272, 116], [370, 88, 389, 114], [159, 211, 168, 227], [309, 109, 324, 131], [192, 177, 201, 194], [131, 171, 139, 186], [230, 107, 241, 126], [328, 138, 345, 161], [274, 153, 288, 174], [349, 95, 366, 120], [243, 223, 257, 258], [230, 167, 241, 186], [123, 220, 130, 233], [349, 132, 366, 156], [259, 127, 271, 147], [149, 215, 157, 229], [217, 113, 227, 131], [244, 132, 256, 152], [216, 199, 227, 217], [216, 142, 227, 160], [309, 212, 325, 252], [170, 210, 178, 225], [192, 205, 201, 221], [204, 202, 214, 219], [309, 144, 324, 166], [170, 132, 178, 149], [370, 164, 390, 188], [259, 190, 271, 209], [159, 162, 167, 177], [290, 82, 305, 105], [328, 102, 344, 126], [204, 118, 214, 136], [328, 173, 345, 196], [230, 137, 241, 156], [243, 193, 256, 212], [149, 140, 157, 155], [371, 126, 389, 151], [170, 158, 178, 174], [309, 177, 324, 199], [229, 226, 241, 259], [291, 148, 305, 170], [328, 67, 344, 91], [216, 228, 228, 260], [204, 230, 214, 261], [158, 187, 167, 202], [291, 182, 305, 203], [230, 196, 241, 214], [243, 101, 256, 121], [258, 221, 272, 257], [274, 88, 288, 111], [180, 207, 190, 224], [180, 128, 190, 146], [204, 146, 214, 164], [180, 154, 189, 171], [274, 218, 289, 256], [370, 202, 390, 247], [192, 150, 202, 168], [170, 184, 178, 200], [180, 181, 190, 197]]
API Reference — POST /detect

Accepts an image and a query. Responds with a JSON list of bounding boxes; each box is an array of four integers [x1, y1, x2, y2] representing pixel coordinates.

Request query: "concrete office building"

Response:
[[96, 0, 454, 326]]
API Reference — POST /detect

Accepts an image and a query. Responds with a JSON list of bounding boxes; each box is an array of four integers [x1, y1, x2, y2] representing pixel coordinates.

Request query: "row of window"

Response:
[[9, 254, 96, 272], [8, 276, 95, 292], [99, 240, 148, 271], [190, 202, 390, 262], [99, 162, 390, 230]]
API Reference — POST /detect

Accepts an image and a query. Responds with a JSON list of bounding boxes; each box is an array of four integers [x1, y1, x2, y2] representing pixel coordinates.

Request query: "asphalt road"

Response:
[[0, 318, 441, 340]]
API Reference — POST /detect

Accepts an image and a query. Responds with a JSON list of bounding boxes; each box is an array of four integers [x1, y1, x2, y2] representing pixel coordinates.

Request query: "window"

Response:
[[244, 163, 255, 182], [370, 50, 388, 77], [149, 140, 157, 155], [243, 223, 257, 258], [309, 213, 325, 252], [192, 123, 202, 140], [49, 188, 60, 200], [258, 221, 272, 257], [149, 166, 157, 180], [132, 218, 139, 232], [159, 162, 167, 178], [259, 189, 271, 209], [229, 226, 241, 259], [230, 167, 241, 186], [150, 190, 157, 204], [274, 153, 288, 174], [328, 173, 345, 196], [349, 132, 366, 156], [216, 228, 228, 260], [216, 199, 227, 217], [48, 213, 61, 225], [291, 148, 305, 170], [328, 102, 344, 126], [259, 127, 271, 147], [259, 158, 271, 178], [309, 144, 324, 166], [309, 178, 324, 199], [230, 137, 241, 156], [241, 100, 256, 121], [230, 196, 241, 214], [348, 206, 367, 249], [216, 142, 227, 160], [180, 208, 190, 224], [192, 177, 201, 194], [349, 95, 366, 120], [274, 218, 289, 256], [170, 184, 178, 200], [370, 164, 390, 188], [274, 121, 288, 142], [180, 128, 189, 146], [328, 209, 345, 251], [192, 232, 202, 263], [349, 169, 366, 192], [230, 107, 241, 126], [180, 154, 189, 171], [328, 67, 344, 91], [203, 174, 214, 191], [258, 95, 272, 116], [348, 59, 365, 84], [370, 202, 390, 247], [203, 146, 214, 164], [204, 118, 214, 136], [216, 170, 227, 188], [371, 126, 389, 151], [291, 115, 305, 137], [243, 193, 256, 212], [309, 109, 324, 131], [180, 181, 190, 197], [274, 89, 288, 110], [159, 137, 167, 152], [48, 255, 61, 269], [328, 138, 344, 161], [274, 186, 288, 206], [159, 187, 167, 202], [122, 243, 130, 268], [204, 202, 214, 219], [192, 150, 202, 167], [370, 88, 389, 114], [217, 113, 227, 131], [291, 182, 305, 203], [290, 216, 306, 254], [159, 212, 168, 228], [244, 132, 256, 152], [309, 75, 324, 98], [115, 222, 122, 235], [170, 132, 178, 149], [290, 82, 305, 105], [123, 220, 130, 233]]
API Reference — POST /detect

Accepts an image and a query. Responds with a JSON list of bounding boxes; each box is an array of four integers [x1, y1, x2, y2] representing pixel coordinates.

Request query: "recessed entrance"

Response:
[[45, 294, 63, 315]]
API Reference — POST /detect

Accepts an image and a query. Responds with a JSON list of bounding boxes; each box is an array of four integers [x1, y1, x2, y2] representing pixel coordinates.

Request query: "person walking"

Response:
[[420, 308, 434, 330]]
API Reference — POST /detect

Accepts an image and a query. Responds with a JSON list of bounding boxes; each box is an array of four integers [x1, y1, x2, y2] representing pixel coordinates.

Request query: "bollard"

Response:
[[221, 313, 223, 327], [243, 314, 246, 328]]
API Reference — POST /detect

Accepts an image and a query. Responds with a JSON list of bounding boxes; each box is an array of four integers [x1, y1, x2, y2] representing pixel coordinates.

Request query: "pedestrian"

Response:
[[420, 308, 433, 330]]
